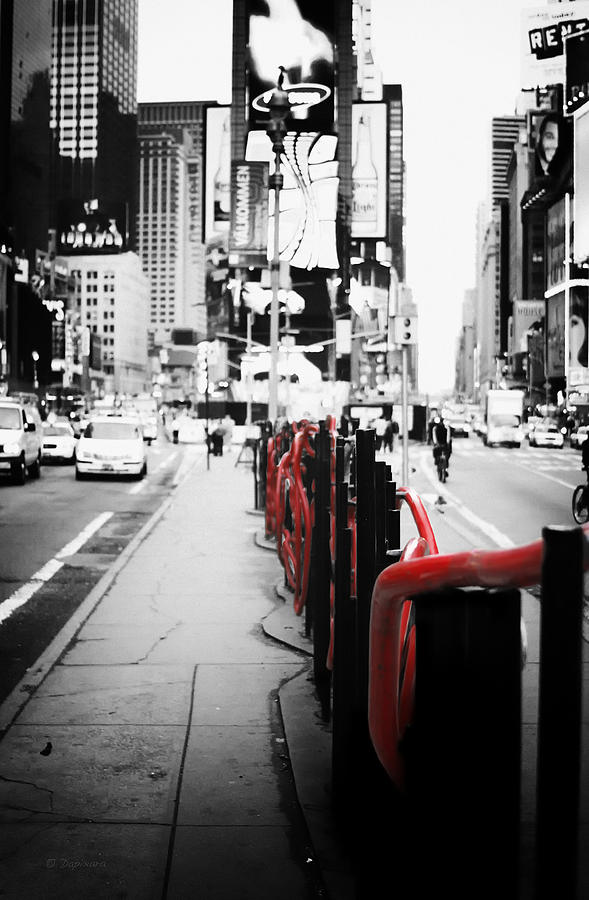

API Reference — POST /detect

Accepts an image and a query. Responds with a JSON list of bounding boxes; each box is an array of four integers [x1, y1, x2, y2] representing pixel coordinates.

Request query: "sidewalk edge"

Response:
[[0, 453, 202, 737]]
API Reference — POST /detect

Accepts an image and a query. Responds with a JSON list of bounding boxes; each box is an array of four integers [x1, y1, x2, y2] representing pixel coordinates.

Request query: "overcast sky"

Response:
[[137, 0, 551, 395]]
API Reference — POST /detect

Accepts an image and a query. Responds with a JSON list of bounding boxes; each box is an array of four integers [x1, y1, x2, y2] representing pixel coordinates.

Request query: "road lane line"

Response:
[[419, 454, 515, 549], [128, 480, 146, 494], [0, 511, 113, 626]]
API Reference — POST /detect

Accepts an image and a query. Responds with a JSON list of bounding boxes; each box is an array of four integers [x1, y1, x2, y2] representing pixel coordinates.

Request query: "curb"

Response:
[[0, 450, 204, 737]]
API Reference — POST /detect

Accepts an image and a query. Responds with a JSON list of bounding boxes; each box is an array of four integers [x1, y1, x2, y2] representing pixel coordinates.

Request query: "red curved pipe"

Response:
[[368, 537, 552, 791], [396, 487, 439, 554]]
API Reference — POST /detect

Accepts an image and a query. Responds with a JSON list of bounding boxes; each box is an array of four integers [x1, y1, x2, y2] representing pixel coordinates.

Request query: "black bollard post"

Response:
[[409, 586, 522, 900], [374, 461, 387, 574], [252, 440, 259, 510], [311, 423, 332, 700], [536, 525, 584, 900], [354, 428, 376, 716]]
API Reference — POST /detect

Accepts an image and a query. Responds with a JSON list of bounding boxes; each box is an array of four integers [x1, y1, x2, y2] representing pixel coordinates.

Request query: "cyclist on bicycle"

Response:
[[582, 434, 589, 474], [432, 416, 452, 472]]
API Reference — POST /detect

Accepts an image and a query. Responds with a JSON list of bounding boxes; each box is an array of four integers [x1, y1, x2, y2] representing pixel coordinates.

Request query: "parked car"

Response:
[[528, 422, 564, 448], [570, 425, 589, 449], [447, 415, 471, 437], [41, 421, 77, 463], [75, 414, 147, 480], [0, 399, 43, 483]]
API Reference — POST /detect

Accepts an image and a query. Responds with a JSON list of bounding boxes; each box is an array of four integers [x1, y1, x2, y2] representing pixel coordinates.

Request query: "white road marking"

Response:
[[0, 511, 113, 626], [128, 479, 146, 494], [419, 454, 515, 549]]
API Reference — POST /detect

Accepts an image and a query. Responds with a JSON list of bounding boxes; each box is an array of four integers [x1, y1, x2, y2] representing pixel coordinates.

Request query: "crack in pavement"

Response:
[[0, 773, 55, 814], [132, 622, 183, 664]]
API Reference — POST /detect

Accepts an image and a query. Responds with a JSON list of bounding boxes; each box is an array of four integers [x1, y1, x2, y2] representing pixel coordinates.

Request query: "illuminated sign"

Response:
[[247, 0, 335, 134], [252, 83, 331, 113], [229, 161, 269, 267], [521, 2, 589, 89], [57, 200, 128, 255], [564, 30, 589, 115], [245, 130, 339, 270], [351, 103, 388, 240]]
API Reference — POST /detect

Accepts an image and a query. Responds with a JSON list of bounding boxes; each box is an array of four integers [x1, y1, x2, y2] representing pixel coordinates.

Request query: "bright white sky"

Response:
[[137, 0, 550, 395]]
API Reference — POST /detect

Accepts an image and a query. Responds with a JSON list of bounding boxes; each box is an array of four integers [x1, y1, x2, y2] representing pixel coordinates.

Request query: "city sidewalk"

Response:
[[0, 439, 586, 898], [0, 446, 354, 900]]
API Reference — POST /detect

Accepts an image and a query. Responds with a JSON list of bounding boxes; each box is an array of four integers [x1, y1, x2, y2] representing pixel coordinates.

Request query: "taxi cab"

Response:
[[75, 413, 147, 480]]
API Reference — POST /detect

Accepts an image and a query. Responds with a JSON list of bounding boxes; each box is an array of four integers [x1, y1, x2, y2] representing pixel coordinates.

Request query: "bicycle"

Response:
[[572, 479, 589, 524], [434, 447, 448, 483]]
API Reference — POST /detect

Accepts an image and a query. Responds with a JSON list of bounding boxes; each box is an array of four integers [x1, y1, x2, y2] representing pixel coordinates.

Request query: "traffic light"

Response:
[[393, 315, 417, 345]]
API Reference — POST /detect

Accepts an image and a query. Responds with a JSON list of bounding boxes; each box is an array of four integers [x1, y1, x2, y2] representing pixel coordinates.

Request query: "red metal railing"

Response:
[[368, 530, 589, 791]]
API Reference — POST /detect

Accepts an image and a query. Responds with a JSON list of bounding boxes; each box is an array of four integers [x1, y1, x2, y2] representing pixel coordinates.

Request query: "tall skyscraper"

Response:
[[138, 102, 209, 346], [0, 0, 54, 388], [50, 0, 138, 249]]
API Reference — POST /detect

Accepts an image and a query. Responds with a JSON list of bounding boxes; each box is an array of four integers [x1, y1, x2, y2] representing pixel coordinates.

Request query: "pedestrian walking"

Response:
[[383, 419, 394, 453]]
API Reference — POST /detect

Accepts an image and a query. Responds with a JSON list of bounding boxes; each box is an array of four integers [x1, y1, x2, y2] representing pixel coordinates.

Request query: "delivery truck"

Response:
[[484, 389, 524, 448]]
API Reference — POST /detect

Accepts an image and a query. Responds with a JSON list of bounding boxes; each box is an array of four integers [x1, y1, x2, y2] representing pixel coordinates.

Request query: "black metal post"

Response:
[[409, 587, 522, 900], [354, 428, 376, 716], [536, 525, 584, 900], [311, 423, 332, 699]]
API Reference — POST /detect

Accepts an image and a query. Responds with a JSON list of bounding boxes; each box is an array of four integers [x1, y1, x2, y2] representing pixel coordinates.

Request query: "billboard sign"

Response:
[[521, 2, 589, 89], [246, 0, 335, 134], [245, 130, 339, 270], [57, 199, 127, 255], [569, 285, 589, 386], [205, 106, 231, 243], [574, 102, 589, 263], [351, 103, 388, 240], [546, 290, 565, 378], [228, 161, 269, 267], [252, 83, 331, 114], [564, 29, 589, 116], [511, 299, 546, 354]]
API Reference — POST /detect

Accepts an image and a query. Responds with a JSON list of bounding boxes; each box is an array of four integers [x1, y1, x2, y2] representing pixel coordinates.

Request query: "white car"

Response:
[[0, 399, 43, 484], [528, 422, 564, 448], [75, 415, 147, 480], [570, 426, 589, 449], [41, 421, 77, 463]]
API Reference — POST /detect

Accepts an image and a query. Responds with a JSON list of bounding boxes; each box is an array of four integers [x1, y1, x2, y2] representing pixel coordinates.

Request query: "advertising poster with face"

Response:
[[247, 0, 335, 134], [521, 2, 589, 90], [569, 285, 589, 386], [351, 103, 387, 240], [546, 291, 565, 378], [528, 110, 572, 187]]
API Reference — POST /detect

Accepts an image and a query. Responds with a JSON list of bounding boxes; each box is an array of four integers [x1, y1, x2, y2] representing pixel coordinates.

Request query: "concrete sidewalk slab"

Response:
[[0, 450, 347, 898]]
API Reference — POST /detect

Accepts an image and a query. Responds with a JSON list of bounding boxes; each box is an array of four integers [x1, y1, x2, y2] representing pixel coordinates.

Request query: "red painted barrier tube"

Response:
[[396, 487, 439, 555], [368, 536, 565, 791]]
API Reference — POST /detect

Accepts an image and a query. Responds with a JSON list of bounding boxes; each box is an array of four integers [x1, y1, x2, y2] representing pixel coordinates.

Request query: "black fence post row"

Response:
[[408, 586, 522, 900], [536, 525, 584, 900]]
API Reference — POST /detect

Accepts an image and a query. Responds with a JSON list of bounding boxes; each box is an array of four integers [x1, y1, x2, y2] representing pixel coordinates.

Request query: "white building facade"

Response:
[[70, 252, 149, 395]]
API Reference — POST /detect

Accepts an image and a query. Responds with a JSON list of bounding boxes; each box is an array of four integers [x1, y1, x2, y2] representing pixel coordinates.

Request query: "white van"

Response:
[[0, 400, 43, 484]]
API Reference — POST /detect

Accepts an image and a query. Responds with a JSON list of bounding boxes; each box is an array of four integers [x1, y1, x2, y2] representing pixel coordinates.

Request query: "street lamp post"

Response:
[[31, 350, 39, 391], [326, 274, 342, 383], [266, 74, 290, 426]]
